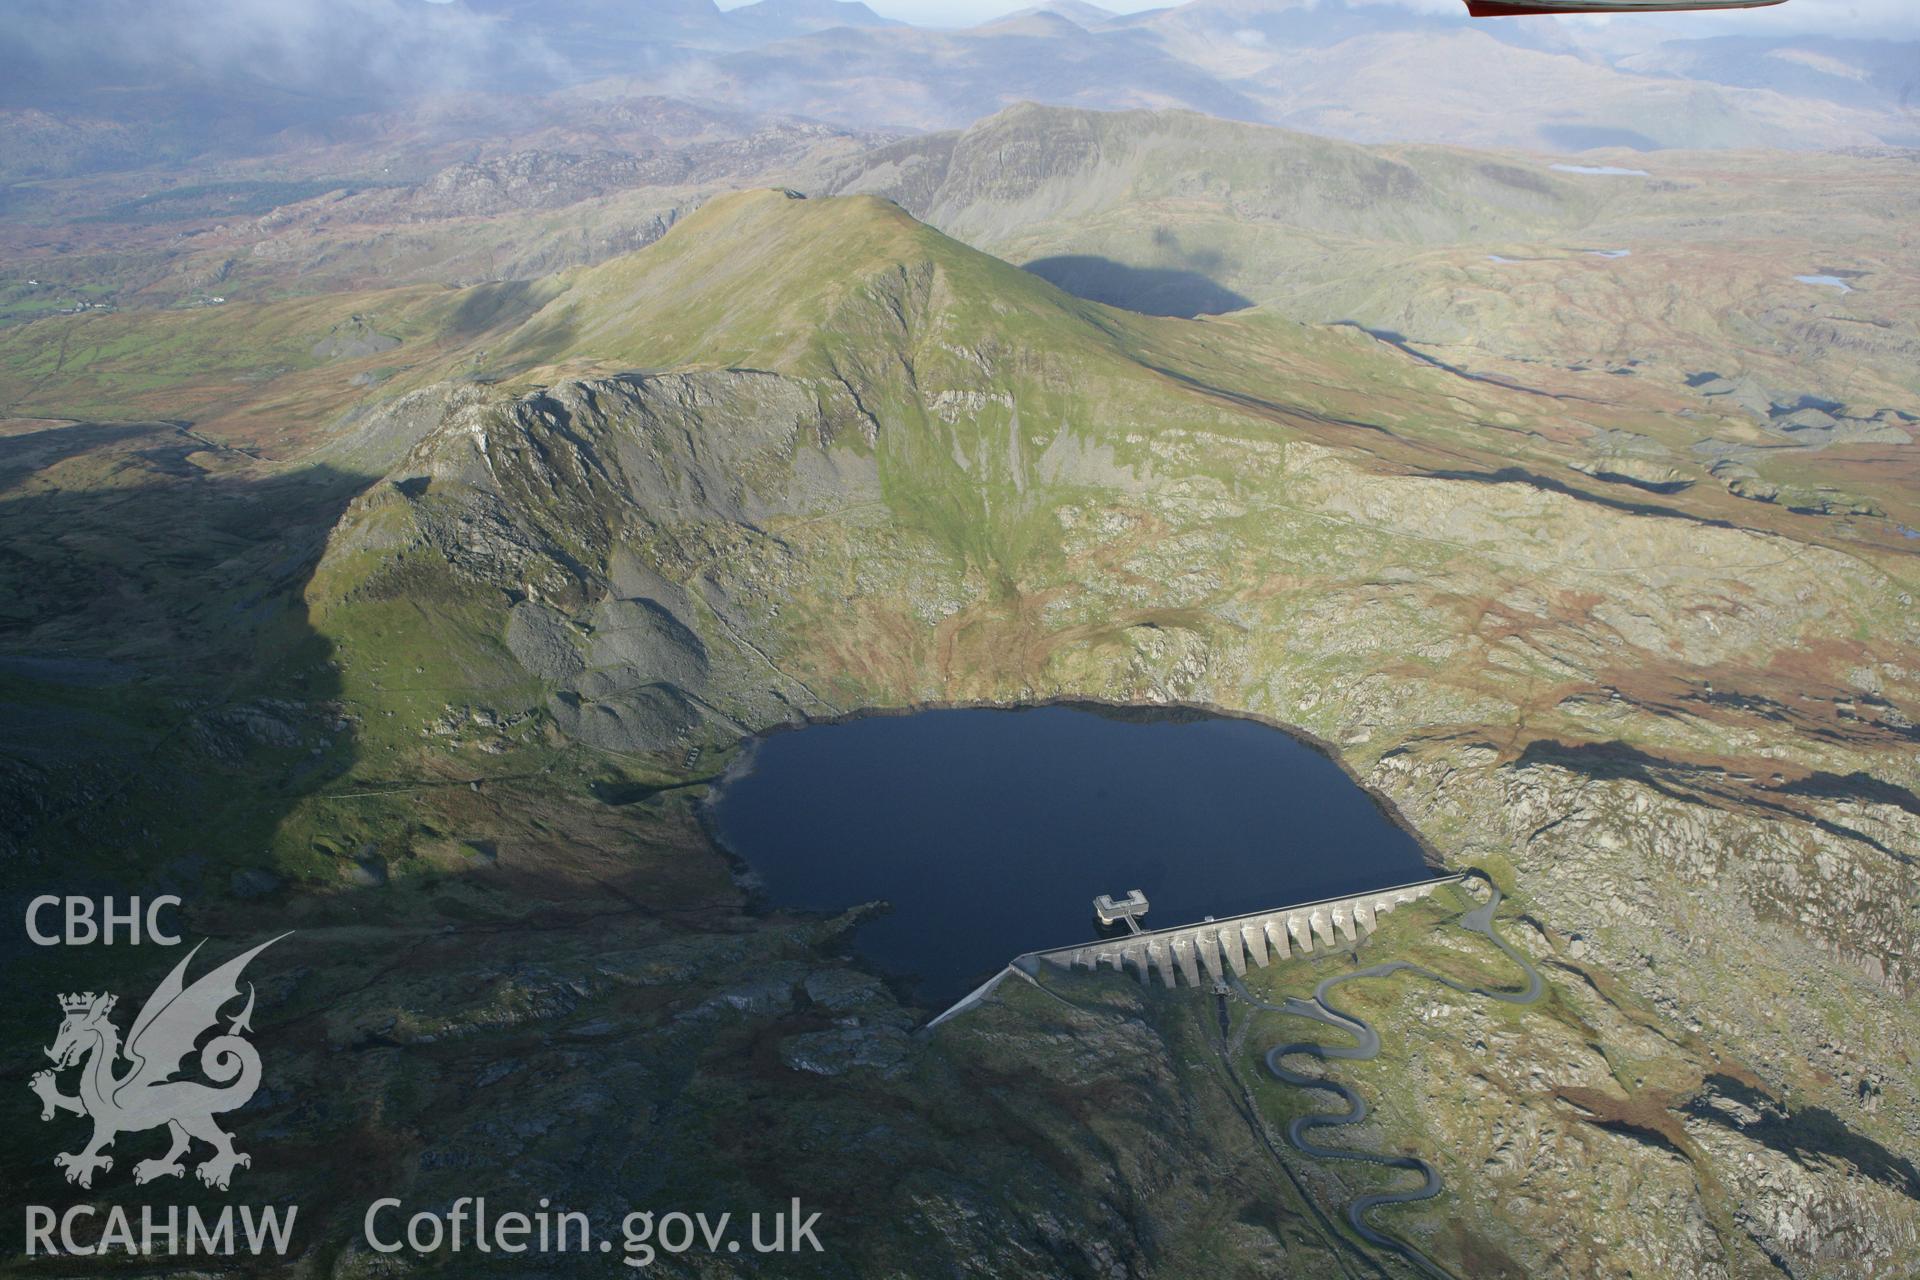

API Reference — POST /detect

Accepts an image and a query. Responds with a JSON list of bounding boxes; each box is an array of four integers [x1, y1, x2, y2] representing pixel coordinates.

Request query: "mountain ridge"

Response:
[[10, 0, 1918, 187], [5, 167, 1918, 1277]]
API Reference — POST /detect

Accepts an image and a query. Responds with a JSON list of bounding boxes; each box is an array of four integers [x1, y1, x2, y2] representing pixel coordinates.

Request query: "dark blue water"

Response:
[[708, 705, 1433, 1004]]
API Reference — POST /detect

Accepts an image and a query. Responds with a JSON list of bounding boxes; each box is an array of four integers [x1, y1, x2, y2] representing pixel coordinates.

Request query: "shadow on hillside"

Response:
[[1022, 254, 1253, 318], [0, 421, 367, 935], [0, 416, 820, 1253], [0, 421, 159, 493], [0, 419, 382, 1209], [1539, 124, 1660, 153], [446, 278, 546, 335], [1687, 1075, 1920, 1200]]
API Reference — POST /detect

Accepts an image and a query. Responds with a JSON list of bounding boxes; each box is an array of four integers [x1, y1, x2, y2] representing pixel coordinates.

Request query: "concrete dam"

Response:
[[931, 874, 1465, 1027]]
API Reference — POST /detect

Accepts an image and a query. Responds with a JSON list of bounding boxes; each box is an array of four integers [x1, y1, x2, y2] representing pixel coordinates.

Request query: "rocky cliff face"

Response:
[[7, 185, 1910, 1275], [283, 192, 1920, 1275]]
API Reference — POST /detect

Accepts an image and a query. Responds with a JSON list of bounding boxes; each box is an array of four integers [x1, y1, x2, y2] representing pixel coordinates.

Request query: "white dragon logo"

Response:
[[30, 935, 287, 1191]]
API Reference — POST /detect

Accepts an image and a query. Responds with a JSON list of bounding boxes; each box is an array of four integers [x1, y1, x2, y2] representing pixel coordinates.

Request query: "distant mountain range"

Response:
[[462, 0, 899, 57], [681, 0, 1920, 147], [2, 0, 1917, 182], [806, 101, 1920, 441]]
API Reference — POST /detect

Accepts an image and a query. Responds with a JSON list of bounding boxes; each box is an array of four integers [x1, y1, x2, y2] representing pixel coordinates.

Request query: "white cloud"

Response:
[[1650, 0, 1920, 36], [726, 0, 1920, 37], [721, 0, 1166, 24], [6, 0, 560, 100]]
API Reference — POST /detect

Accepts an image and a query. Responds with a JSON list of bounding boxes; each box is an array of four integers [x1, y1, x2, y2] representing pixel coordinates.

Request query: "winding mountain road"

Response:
[[1229, 875, 1544, 1280]]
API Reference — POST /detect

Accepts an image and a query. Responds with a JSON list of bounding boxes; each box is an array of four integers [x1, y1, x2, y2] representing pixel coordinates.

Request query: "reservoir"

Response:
[[707, 705, 1435, 1003], [1550, 163, 1648, 177]]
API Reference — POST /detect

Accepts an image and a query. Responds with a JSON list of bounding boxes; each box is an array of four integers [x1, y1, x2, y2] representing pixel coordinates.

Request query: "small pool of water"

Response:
[[1795, 275, 1854, 293], [1551, 163, 1649, 177], [708, 705, 1434, 1003]]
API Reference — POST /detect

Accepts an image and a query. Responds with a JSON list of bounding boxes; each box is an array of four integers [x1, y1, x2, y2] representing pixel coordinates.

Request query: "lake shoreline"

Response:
[[699, 699, 1446, 1005], [706, 696, 1447, 875]]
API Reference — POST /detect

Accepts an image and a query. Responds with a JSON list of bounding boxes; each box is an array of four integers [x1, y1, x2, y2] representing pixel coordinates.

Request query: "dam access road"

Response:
[[1229, 874, 1545, 1280]]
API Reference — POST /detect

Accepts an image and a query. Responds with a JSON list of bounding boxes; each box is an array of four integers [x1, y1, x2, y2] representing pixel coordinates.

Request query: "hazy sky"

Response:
[[811, 0, 1161, 21], [717, 0, 1159, 22], [713, 0, 1919, 36]]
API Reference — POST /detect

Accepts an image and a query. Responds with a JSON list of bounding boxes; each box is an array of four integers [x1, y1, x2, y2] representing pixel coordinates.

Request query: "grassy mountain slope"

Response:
[[818, 103, 1594, 248], [5, 190, 1918, 1277], [301, 193, 1919, 1275], [815, 105, 1920, 539]]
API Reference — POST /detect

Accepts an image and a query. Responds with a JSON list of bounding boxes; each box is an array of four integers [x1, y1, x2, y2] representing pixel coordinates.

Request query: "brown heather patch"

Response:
[[1552, 1084, 1698, 1162]]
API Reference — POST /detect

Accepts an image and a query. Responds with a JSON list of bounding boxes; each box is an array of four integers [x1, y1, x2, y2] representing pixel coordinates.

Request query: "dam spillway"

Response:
[[1030, 875, 1463, 985], [931, 875, 1463, 1027]]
